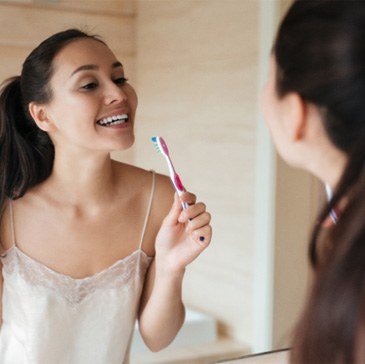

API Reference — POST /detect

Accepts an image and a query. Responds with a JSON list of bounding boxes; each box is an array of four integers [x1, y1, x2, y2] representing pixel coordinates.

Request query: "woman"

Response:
[[262, 1, 365, 363], [0, 29, 212, 363]]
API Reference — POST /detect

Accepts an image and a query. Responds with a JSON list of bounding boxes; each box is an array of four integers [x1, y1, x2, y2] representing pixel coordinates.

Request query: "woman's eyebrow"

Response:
[[70, 61, 123, 77], [112, 61, 123, 69]]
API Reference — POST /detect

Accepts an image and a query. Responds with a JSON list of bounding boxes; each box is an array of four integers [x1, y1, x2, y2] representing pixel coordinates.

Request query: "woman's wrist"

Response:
[[155, 259, 186, 279]]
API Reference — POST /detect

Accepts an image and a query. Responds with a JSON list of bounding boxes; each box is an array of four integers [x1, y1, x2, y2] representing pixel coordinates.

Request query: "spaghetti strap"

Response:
[[138, 170, 156, 251], [9, 200, 16, 247]]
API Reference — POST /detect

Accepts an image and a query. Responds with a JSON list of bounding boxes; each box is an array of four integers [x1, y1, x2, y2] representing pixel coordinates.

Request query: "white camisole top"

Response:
[[0, 171, 156, 364]]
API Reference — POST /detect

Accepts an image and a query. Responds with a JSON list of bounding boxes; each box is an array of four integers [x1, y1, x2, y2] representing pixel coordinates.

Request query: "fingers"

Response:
[[178, 197, 212, 246], [193, 225, 212, 246], [185, 210, 212, 246], [178, 202, 206, 223], [162, 191, 213, 248], [162, 193, 183, 226], [184, 211, 211, 231], [163, 192, 197, 226], [179, 191, 196, 206]]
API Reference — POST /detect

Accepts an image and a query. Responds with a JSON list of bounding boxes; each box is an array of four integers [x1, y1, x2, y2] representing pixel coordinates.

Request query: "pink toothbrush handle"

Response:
[[174, 173, 185, 192], [173, 174, 188, 209]]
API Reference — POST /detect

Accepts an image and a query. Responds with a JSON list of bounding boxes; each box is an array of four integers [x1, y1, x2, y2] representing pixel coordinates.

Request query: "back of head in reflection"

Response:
[[262, 1, 365, 363]]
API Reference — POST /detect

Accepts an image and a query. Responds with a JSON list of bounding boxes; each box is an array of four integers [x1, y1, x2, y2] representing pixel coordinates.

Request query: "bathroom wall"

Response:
[[134, 0, 260, 344], [0, 0, 135, 79]]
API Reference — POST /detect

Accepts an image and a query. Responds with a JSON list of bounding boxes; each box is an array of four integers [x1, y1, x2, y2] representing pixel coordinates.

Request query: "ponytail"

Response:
[[0, 28, 103, 213], [291, 139, 365, 363], [0, 76, 54, 211]]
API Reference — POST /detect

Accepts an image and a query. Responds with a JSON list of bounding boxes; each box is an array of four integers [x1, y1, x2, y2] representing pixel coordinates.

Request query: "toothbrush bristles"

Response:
[[151, 136, 163, 154], [153, 144, 161, 153]]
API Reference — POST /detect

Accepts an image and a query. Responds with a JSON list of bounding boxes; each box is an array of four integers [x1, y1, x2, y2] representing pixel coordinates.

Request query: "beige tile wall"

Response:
[[272, 157, 317, 348], [0, 1, 135, 79], [134, 0, 259, 344]]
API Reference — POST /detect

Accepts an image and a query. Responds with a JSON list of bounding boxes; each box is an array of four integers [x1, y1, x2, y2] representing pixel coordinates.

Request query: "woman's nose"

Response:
[[104, 83, 127, 105]]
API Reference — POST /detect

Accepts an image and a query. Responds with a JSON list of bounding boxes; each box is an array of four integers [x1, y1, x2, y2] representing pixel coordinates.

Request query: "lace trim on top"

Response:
[[1, 246, 153, 306]]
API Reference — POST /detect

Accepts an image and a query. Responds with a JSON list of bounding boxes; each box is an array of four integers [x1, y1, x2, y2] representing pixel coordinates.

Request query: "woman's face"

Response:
[[42, 38, 137, 153]]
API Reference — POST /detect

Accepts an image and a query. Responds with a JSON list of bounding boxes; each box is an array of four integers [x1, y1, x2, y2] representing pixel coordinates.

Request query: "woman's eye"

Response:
[[81, 82, 98, 90], [114, 77, 128, 85]]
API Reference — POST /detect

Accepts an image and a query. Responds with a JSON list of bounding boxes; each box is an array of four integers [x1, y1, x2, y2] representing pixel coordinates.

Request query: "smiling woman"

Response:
[[0, 29, 212, 364], [72, 60, 131, 128], [32, 37, 137, 152]]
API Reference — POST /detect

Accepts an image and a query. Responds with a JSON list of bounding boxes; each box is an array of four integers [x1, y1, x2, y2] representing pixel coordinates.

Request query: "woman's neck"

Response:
[[307, 146, 347, 191], [40, 149, 120, 212]]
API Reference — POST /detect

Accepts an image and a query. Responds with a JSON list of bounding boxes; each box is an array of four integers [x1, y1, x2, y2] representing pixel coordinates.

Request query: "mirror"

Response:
[[0, 0, 321, 363]]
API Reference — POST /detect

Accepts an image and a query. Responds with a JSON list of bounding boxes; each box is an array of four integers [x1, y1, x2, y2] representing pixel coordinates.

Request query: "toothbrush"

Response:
[[151, 136, 188, 210], [325, 183, 338, 224]]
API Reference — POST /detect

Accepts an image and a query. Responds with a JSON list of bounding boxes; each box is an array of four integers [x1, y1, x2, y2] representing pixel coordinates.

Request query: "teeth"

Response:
[[108, 119, 126, 126], [97, 114, 128, 126]]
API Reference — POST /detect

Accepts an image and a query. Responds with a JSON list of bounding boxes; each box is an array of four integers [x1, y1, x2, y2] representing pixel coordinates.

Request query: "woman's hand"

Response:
[[154, 192, 212, 274]]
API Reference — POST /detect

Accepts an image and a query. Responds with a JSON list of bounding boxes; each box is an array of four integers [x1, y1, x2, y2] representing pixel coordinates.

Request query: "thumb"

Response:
[[162, 193, 183, 227]]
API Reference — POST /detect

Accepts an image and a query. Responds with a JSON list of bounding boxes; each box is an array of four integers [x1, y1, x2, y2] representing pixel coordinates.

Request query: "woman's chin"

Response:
[[111, 135, 135, 151]]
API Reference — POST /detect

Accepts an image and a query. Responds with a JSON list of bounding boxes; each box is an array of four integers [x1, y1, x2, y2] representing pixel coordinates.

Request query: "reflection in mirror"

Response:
[[0, 0, 319, 363]]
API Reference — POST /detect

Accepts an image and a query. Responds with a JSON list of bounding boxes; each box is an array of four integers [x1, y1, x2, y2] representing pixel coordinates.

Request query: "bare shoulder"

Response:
[[112, 160, 150, 183], [113, 160, 174, 227], [146, 172, 174, 255], [153, 171, 175, 217], [112, 161, 175, 254], [112, 160, 174, 200]]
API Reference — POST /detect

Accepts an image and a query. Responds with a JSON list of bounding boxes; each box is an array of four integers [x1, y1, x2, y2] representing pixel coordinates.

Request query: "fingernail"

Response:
[[199, 236, 205, 242]]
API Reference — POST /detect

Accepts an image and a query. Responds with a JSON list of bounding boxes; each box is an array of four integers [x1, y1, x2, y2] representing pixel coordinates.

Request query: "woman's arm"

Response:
[[138, 188, 212, 351], [138, 260, 185, 351]]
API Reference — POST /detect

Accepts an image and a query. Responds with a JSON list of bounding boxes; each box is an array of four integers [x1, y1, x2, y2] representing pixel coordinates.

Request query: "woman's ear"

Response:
[[28, 102, 54, 132], [282, 92, 307, 141]]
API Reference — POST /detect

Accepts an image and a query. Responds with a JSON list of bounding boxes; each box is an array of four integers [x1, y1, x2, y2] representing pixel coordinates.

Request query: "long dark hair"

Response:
[[273, 1, 365, 363], [0, 29, 105, 212]]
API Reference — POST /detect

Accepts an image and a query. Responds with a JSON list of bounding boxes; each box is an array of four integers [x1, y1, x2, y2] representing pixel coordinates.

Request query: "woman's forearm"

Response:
[[138, 190, 212, 351], [138, 267, 186, 352]]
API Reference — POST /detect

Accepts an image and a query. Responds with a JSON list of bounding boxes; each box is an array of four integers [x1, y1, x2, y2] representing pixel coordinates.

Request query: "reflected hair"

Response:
[[0, 29, 105, 213], [273, 1, 365, 363]]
